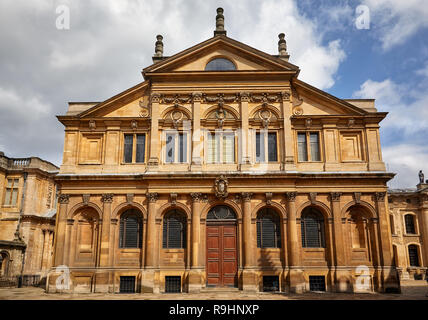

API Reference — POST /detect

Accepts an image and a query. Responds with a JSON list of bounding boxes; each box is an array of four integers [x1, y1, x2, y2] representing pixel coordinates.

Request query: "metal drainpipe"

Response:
[[16, 171, 28, 287]]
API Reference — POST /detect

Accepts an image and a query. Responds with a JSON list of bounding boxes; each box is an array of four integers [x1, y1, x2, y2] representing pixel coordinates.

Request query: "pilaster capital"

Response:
[[374, 192, 386, 202], [58, 194, 70, 204], [190, 192, 203, 203], [150, 93, 161, 103], [330, 192, 342, 202], [285, 192, 297, 202], [192, 92, 203, 102], [101, 193, 114, 203], [280, 90, 291, 101], [240, 92, 250, 102], [146, 192, 159, 203], [241, 192, 253, 202]]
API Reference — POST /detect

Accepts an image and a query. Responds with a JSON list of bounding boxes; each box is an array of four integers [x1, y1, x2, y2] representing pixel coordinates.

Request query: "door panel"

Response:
[[206, 224, 237, 287]]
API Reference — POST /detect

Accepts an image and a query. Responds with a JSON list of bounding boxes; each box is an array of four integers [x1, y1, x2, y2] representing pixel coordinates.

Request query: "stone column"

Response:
[[241, 192, 257, 291], [63, 219, 74, 266], [240, 93, 251, 168], [375, 192, 399, 292], [330, 192, 348, 292], [47, 231, 53, 270], [95, 193, 113, 293], [191, 93, 202, 171], [147, 93, 160, 169], [41, 230, 50, 271], [143, 192, 158, 293], [419, 195, 428, 268], [286, 192, 304, 292], [282, 91, 296, 171], [188, 193, 202, 292], [54, 194, 69, 266]]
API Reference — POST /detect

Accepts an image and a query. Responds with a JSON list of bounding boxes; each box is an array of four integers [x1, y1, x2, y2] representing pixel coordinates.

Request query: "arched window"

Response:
[[163, 210, 187, 248], [119, 209, 143, 248], [350, 212, 366, 249], [301, 207, 325, 248], [205, 58, 236, 71], [0, 252, 9, 277], [408, 244, 420, 267], [257, 208, 281, 248], [404, 214, 416, 234]]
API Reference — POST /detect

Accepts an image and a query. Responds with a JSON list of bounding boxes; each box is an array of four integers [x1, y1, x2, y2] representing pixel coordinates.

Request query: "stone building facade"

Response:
[[47, 9, 400, 294], [388, 178, 428, 281], [0, 152, 58, 285]]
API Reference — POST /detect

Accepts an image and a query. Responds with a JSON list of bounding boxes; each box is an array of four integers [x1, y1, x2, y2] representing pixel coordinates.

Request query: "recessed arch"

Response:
[[201, 199, 242, 220], [249, 104, 281, 120], [296, 200, 332, 219], [202, 104, 239, 120], [113, 202, 147, 220], [251, 202, 286, 220], [160, 105, 192, 120], [68, 202, 102, 220], [341, 201, 377, 219], [157, 202, 191, 221]]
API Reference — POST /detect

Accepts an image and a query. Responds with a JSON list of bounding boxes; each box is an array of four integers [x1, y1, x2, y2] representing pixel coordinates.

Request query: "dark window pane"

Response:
[[256, 132, 265, 162], [405, 215, 416, 234], [205, 58, 236, 71], [166, 134, 175, 163], [257, 208, 281, 248], [124, 134, 133, 163], [136, 134, 145, 163], [298, 133, 308, 161], [119, 210, 142, 248], [207, 205, 236, 220], [309, 276, 326, 291], [408, 245, 420, 266], [178, 133, 187, 163], [268, 132, 278, 162], [301, 208, 325, 248], [163, 210, 186, 249], [310, 132, 320, 161]]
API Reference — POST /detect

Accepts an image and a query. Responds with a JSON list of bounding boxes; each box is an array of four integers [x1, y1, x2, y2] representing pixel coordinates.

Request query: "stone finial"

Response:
[[278, 33, 290, 61], [152, 35, 164, 63], [214, 7, 227, 36]]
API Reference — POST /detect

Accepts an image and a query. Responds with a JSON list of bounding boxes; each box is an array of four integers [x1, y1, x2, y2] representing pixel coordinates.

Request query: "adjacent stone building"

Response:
[[0, 152, 58, 285], [47, 8, 401, 294], [388, 176, 428, 281]]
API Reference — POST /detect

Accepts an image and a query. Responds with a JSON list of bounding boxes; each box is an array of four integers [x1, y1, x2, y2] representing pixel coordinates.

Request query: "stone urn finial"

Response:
[[155, 34, 163, 57], [278, 33, 290, 61], [214, 7, 227, 36]]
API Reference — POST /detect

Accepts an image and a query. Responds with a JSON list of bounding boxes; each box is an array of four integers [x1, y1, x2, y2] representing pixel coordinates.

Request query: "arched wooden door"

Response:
[[206, 205, 238, 287]]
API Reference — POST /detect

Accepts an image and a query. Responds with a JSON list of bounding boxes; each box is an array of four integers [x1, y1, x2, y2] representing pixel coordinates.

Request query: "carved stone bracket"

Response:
[[101, 194, 114, 203], [285, 192, 297, 202], [374, 192, 386, 202], [126, 193, 134, 204], [309, 192, 317, 204], [89, 120, 96, 130], [192, 92, 202, 102], [170, 193, 178, 205], [241, 192, 253, 202], [82, 194, 90, 205], [354, 192, 362, 204], [265, 192, 273, 205], [59, 194, 70, 204], [240, 92, 250, 102], [146, 192, 159, 203]]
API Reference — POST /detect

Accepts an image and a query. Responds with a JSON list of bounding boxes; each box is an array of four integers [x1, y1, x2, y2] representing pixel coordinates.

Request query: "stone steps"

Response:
[[200, 287, 241, 293]]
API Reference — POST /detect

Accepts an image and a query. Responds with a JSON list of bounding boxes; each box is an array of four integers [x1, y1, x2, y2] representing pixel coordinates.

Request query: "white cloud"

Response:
[[362, 0, 428, 50], [383, 144, 428, 188]]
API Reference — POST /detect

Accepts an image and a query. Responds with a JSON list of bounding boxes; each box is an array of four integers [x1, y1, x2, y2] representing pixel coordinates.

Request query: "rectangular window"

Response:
[[165, 132, 188, 163], [309, 276, 326, 292], [255, 131, 278, 163], [263, 276, 280, 292], [119, 276, 136, 293], [298, 132, 321, 162], [4, 178, 19, 206], [165, 276, 181, 293], [207, 131, 235, 164], [123, 133, 146, 163]]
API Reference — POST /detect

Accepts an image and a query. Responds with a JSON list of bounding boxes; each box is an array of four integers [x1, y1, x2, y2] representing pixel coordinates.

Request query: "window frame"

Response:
[[122, 132, 147, 164], [296, 131, 322, 162], [256, 208, 282, 248], [404, 214, 417, 235], [408, 244, 420, 267], [2, 177, 20, 207], [301, 208, 326, 248], [162, 210, 187, 249], [205, 130, 237, 164], [204, 57, 237, 71], [163, 130, 190, 164], [119, 210, 143, 249], [254, 130, 279, 163]]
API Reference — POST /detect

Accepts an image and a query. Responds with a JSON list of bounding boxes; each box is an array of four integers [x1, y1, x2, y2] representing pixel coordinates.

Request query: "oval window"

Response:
[[205, 58, 236, 71]]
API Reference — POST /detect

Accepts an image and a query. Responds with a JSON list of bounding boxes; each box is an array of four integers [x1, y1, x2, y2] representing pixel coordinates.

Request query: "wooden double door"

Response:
[[206, 222, 238, 287]]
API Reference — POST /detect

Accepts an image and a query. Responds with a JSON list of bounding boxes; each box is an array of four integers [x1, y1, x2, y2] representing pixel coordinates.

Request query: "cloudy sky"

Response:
[[0, 0, 427, 188]]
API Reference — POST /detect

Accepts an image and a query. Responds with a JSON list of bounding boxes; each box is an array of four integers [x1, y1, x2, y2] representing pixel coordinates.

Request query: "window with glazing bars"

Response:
[[165, 132, 187, 163], [301, 208, 325, 248], [119, 276, 135, 293], [119, 210, 142, 248], [3, 178, 19, 206], [257, 208, 281, 248], [297, 132, 320, 161], [163, 210, 186, 248], [408, 245, 420, 266], [256, 131, 278, 162], [309, 276, 326, 291], [165, 276, 181, 293], [207, 131, 235, 164], [263, 276, 279, 292], [404, 214, 416, 234], [123, 134, 146, 163]]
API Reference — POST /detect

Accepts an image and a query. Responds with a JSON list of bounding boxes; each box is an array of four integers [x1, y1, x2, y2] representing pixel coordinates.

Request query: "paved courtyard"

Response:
[[0, 280, 427, 300]]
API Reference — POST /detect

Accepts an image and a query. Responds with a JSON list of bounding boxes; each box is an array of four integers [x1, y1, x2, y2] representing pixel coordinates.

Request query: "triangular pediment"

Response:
[[143, 35, 300, 75]]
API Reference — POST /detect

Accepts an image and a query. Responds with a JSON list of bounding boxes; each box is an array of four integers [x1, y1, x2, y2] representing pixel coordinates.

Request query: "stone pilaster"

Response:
[[281, 91, 296, 171], [147, 94, 160, 169], [54, 194, 69, 266], [191, 93, 202, 170], [188, 192, 203, 293], [143, 192, 158, 293], [241, 192, 257, 291], [240, 93, 251, 167]]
